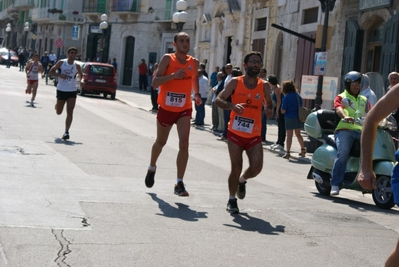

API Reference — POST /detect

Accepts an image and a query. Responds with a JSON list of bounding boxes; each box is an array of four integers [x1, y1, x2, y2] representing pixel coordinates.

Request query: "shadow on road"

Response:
[[53, 138, 83, 145], [147, 193, 208, 221], [224, 213, 285, 235], [311, 192, 399, 214]]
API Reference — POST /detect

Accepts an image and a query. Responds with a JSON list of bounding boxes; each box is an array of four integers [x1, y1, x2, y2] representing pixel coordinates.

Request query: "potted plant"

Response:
[[72, 10, 79, 15], [59, 14, 66, 20]]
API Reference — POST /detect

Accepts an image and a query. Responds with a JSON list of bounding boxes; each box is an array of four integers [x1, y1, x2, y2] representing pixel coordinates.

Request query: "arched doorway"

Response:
[[123, 36, 135, 86]]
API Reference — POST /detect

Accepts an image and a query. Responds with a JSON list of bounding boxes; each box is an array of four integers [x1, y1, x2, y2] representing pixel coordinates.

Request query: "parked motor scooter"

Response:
[[304, 72, 397, 209]]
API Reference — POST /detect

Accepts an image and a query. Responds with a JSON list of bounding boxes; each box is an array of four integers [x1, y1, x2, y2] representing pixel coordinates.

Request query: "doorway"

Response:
[[123, 36, 135, 86]]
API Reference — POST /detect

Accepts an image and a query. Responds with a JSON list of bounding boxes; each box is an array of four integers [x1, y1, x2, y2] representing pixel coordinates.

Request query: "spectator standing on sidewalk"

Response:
[[210, 66, 220, 88], [6, 48, 11, 68], [144, 32, 201, 197], [147, 61, 154, 91], [138, 59, 148, 91], [211, 71, 223, 132], [193, 69, 209, 126], [280, 80, 306, 159], [111, 58, 117, 72], [200, 63, 208, 78], [18, 51, 25, 72], [40, 51, 49, 77], [216, 63, 234, 141], [269, 75, 285, 150], [150, 62, 159, 112], [49, 51, 57, 65]]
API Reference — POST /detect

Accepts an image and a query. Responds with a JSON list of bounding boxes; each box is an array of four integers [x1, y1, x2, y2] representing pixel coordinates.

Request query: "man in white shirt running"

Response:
[[49, 47, 83, 140]]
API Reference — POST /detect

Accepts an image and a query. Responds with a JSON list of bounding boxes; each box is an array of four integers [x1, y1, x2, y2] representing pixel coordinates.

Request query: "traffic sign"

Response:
[[54, 38, 64, 48]]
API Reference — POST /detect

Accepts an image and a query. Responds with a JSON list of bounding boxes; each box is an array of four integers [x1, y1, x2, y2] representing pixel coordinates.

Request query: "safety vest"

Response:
[[335, 90, 367, 132]]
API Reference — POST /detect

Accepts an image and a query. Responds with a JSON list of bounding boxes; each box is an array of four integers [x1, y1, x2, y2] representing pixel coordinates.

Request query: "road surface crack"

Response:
[[52, 229, 71, 267]]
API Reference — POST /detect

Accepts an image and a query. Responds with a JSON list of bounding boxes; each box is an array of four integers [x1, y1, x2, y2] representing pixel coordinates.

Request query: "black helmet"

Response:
[[344, 71, 362, 89]]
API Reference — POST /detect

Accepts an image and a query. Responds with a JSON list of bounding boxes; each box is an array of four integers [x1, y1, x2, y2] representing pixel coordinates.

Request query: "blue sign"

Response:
[[359, 0, 392, 11], [72, 25, 79, 40]]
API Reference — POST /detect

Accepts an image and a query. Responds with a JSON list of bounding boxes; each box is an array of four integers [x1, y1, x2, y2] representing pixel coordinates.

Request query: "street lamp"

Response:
[[172, 0, 188, 32], [314, 0, 336, 108], [23, 22, 29, 48], [6, 23, 11, 48], [99, 14, 108, 63]]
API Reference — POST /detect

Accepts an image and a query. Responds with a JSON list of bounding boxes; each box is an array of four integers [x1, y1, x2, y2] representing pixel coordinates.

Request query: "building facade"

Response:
[[2, 0, 399, 99], [0, 0, 84, 58]]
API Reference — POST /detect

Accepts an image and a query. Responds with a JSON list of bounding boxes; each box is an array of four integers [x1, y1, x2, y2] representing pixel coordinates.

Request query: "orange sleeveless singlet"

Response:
[[228, 76, 265, 138], [157, 53, 195, 112]]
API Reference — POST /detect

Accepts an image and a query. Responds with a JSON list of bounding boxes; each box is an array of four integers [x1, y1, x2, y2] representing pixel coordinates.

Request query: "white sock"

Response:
[[148, 165, 156, 172], [177, 178, 183, 183], [239, 174, 246, 184], [229, 195, 236, 200]]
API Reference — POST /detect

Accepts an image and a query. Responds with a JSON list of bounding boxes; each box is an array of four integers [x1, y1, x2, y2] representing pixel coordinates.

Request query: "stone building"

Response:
[[2, 0, 399, 100], [0, 0, 84, 57], [80, 0, 197, 87]]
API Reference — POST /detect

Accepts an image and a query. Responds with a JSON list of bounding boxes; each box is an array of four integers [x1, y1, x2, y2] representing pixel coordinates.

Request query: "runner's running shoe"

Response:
[[226, 198, 239, 214], [237, 181, 247, 199], [62, 132, 69, 140], [145, 169, 156, 188], [174, 181, 189, 196]]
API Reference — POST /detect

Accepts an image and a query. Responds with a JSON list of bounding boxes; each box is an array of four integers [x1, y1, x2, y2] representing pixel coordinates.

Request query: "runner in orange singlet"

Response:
[[144, 32, 201, 197], [216, 51, 273, 213]]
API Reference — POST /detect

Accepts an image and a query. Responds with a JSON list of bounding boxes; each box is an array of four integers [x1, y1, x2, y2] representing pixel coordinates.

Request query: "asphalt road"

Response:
[[0, 66, 398, 267]]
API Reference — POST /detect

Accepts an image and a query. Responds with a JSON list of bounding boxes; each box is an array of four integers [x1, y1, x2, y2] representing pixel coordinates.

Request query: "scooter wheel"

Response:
[[315, 181, 331, 196], [372, 175, 395, 210]]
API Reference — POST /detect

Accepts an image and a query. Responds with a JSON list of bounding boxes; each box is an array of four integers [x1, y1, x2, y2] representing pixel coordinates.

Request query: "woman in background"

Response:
[[280, 80, 306, 159]]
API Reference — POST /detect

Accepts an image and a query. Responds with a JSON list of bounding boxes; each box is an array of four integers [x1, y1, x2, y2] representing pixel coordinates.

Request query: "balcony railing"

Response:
[[31, 7, 51, 22], [111, 0, 139, 12], [14, 0, 35, 9], [82, 0, 107, 14]]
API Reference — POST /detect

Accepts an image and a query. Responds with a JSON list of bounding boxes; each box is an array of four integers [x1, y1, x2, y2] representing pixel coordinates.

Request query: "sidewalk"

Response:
[[115, 86, 311, 162]]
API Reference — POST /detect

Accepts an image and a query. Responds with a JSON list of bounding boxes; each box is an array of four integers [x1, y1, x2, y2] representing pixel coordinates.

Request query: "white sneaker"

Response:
[[330, 185, 340, 196], [274, 144, 284, 150]]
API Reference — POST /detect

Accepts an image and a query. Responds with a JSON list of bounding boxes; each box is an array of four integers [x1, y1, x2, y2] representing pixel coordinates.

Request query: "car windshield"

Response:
[[89, 65, 113, 76]]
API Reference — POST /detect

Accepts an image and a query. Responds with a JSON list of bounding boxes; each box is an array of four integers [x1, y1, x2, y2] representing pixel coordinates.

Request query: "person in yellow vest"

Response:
[[330, 71, 371, 195]]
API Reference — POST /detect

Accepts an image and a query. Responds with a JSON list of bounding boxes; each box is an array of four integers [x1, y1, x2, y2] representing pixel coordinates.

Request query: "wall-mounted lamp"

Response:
[[148, 7, 154, 14]]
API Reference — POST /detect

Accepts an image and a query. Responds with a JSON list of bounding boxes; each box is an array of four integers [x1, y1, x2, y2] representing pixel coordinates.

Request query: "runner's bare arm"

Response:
[[76, 64, 83, 81], [192, 58, 202, 106], [152, 54, 177, 88], [49, 61, 63, 77], [215, 78, 244, 115]]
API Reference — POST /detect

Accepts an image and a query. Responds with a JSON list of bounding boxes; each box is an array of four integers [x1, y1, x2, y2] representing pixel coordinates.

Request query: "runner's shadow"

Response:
[[224, 213, 285, 235], [53, 138, 83, 145], [147, 193, 208, 221]]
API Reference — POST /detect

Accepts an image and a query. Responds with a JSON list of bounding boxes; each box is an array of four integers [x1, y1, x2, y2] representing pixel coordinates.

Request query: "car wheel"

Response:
[[80, 88, 85, 96], [110, 92, 116, 100], [103, 93, 108, 99]]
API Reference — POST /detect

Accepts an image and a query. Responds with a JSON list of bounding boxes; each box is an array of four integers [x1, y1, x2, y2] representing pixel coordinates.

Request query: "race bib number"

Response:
[[165, 92, 186, 107], [232, 116, 254, 133]]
